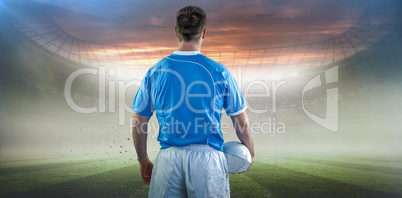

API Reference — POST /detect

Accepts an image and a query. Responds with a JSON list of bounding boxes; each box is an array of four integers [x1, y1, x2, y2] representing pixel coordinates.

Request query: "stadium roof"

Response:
[[2, 1, 400, 75]]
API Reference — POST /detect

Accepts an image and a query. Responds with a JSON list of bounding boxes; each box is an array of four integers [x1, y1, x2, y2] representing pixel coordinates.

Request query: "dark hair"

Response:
[[176, 6, 207, 42]]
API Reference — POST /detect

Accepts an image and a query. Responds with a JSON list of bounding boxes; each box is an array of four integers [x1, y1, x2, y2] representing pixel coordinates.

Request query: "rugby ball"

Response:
[[223, 141, 252, 174]]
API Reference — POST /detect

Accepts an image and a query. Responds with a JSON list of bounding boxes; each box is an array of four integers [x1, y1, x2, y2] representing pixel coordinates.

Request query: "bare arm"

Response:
[[132, 112, 153, 184], [230, 111, 255, 171]]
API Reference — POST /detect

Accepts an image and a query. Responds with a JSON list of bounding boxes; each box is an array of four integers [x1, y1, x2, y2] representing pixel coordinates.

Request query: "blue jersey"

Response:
[[131, 51, 247, 151]]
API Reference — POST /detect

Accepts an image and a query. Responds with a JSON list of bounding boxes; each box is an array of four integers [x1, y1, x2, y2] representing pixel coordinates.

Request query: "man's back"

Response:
[[132, 51, 247, 151]]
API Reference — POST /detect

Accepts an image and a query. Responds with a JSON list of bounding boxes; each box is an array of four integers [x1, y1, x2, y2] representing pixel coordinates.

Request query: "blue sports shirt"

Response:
[[131, 51, 247, 151]]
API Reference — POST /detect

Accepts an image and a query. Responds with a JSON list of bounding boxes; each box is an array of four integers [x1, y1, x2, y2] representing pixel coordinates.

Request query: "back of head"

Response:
[[176, 6, 207, 43]]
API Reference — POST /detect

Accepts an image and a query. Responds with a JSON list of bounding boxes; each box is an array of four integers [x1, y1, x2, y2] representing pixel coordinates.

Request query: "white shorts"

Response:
[[148, 144, 230, 198]]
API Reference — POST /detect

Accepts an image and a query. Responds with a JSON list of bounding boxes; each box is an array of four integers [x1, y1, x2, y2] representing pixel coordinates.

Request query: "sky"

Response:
[[8, 0, 371, 50], [1, 0, 383, 73], [1, 0, 401, 159]]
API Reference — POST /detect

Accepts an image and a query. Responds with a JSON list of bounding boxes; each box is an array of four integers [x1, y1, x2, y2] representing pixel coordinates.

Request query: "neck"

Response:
[[177, 40, 202, 51]]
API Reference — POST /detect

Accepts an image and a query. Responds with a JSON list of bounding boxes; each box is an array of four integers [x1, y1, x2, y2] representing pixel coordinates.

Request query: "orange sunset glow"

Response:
[[4, 0, 398, 74]]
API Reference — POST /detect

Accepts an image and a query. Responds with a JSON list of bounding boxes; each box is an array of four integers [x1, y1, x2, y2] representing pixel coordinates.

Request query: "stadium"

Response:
[[0, 0, 401, 197]]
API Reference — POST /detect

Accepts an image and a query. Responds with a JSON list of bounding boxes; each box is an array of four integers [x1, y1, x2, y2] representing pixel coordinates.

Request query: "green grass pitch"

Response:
[[0, 156, 401, 197]]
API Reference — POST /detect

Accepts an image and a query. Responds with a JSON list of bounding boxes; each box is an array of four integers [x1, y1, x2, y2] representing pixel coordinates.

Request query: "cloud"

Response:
[[4, 0, 372, 51]]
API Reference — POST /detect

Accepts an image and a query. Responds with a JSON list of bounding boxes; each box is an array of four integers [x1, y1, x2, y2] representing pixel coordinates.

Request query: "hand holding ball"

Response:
[[223, 141, 252, 174]]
